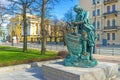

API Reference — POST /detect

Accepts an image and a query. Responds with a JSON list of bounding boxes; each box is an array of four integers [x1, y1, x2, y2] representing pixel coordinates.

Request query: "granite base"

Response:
[[42, 62, 118, 80]]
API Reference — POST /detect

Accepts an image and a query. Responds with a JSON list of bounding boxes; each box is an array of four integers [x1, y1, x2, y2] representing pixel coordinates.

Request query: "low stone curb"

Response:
[[0, 59, 63, 74]]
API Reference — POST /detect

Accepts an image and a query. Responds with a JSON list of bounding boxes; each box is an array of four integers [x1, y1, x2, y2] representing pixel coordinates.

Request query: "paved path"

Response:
[[0, 67, 44, 80], [0, 66, 119, 80], [94, 54, 120, 79], [0, 54, 120, 80], [94, 54, 120, 64]]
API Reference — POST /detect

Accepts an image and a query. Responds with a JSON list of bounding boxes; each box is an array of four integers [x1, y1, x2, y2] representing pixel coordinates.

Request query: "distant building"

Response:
[[49, 20, 65, 42], [80, 0, 120, 45], [8, 14, 65, 43], [8, 14, 41, 43]]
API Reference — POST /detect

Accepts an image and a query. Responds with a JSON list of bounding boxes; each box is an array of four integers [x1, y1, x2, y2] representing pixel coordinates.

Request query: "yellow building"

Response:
[[80, 0, 120, 45], [8, 14, 41, 42], [49, 25, 65, 42], [8, 14, 65, 43], [8, 15, 22, 42]]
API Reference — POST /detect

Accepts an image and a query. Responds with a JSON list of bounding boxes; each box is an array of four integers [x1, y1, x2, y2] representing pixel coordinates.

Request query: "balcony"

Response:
[[104, 0, 118, 5], [103, 26, 120, 31], [103, 11, 120, 18]]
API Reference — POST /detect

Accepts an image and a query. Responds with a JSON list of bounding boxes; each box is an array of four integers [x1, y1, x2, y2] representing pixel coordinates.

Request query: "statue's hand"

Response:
[[72, 21, 84, 25], [83, 19, 88, 24], [71, 22, 75, 25]]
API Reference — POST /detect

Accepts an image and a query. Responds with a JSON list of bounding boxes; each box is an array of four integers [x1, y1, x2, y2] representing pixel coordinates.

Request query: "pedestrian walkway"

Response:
[[94, 54, 120, 64], [0, 54, 119, 80], [0, 67, 43, 80], [94, 54, 120, 79]]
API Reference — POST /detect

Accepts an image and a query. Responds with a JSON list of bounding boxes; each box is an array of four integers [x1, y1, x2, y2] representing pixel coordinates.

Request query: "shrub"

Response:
[[57, 51, 69, 58]]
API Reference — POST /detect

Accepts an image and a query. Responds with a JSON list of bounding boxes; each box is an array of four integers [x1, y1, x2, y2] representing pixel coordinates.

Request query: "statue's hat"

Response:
[[74, 5, 83, 11]]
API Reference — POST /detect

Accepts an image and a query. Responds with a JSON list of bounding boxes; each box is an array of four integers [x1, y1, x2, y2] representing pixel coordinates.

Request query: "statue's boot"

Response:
[[89, 46, 94, 60], [82, 38, 87, 51]]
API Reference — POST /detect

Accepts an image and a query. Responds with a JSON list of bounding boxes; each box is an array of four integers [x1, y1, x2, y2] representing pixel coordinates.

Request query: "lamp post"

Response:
[[93, 0, 97, 54], [11, 17, 15, 46], [11, 23, 14, 46]]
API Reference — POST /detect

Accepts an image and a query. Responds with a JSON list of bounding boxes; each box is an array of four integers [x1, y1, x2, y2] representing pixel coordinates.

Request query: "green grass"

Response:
[[0, 46, 58, 67]]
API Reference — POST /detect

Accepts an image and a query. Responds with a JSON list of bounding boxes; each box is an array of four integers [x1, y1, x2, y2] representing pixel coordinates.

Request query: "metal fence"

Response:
[[0, 41, 120, 56], [96, 47, 120, 56], [0, 42, 68, 51]]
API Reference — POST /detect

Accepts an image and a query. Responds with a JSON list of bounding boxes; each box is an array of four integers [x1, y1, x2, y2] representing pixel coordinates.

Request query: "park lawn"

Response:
[[0, 46, 58, 67]]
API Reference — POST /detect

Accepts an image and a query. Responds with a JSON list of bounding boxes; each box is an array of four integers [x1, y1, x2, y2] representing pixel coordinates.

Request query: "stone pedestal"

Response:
[[42, 62, 118, 80]]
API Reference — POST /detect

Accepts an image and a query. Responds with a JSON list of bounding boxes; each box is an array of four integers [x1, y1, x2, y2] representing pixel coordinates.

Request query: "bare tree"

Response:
[[7, 0, 35, 52], [35, 0, 73, 54], [40, 0, 46, 55], [62, 7, 75, 23], [0, 3, 5, 27], [0, 3, 7, 41], [0, 14, 3, 27], [33, 0, 61, 55]]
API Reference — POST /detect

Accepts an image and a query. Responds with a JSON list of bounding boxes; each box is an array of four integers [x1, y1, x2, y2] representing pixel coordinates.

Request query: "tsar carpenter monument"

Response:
[[42, 5, 118, 80]]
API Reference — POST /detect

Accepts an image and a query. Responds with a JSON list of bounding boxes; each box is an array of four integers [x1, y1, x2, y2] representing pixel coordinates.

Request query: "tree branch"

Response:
[[8, 0, 22, 5], [27, 0, 36, 7]]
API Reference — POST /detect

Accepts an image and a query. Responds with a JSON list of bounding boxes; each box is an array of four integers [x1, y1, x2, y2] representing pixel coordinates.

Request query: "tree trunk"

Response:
[[41, 0, 46, 55], [23, 5, 27, 52]]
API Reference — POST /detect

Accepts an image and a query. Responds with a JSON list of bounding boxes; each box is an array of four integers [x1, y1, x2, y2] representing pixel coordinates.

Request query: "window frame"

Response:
[[107, 6, 110, 13], [97, 34, 100, 41], [107, 33, 110, 40], [97, 21, 100, 29], [112, 19, 115, 26], [97, 9, 100, 16], [107, 20, 110, 27], [112, 5, 116, 12], [112, 33, 115, 40]]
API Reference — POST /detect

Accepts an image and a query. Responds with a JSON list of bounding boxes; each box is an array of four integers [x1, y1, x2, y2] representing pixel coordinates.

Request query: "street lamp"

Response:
[[93, 0, 97, 54], [11, 25, 14, 46]]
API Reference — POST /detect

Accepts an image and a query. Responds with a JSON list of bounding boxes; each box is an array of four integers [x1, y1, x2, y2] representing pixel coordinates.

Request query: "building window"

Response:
[[107, 6, 110, 13], [93, 22, 95, 27], [97, 34, 100, 41], [112, 33, 115, 40], [97, 9, 100, 16], [93, 10, 96, 16], [107, 33, 110, 40], [97, 21, 100, 29], [112, 5, 115, 12], [112, 19, 115, 26], [36, 26, 38, 34], [104, 0, 107, 2], [97, 0, 100, 4], [107, 20, 110, 27], [93, 0, 96, 4]]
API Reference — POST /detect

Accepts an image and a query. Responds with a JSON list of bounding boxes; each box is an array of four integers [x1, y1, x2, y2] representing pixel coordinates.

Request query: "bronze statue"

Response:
[[64, 5, 97, 68]]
